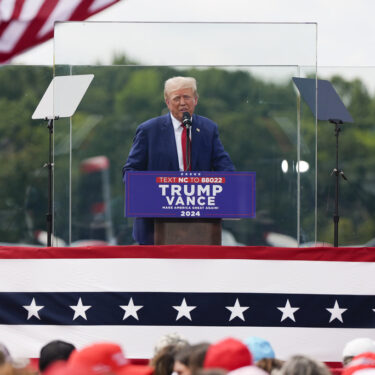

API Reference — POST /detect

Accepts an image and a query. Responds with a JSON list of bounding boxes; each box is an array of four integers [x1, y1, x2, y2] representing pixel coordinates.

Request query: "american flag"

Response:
[[0, 0, 120, 63], [0, 245, 374, 362]]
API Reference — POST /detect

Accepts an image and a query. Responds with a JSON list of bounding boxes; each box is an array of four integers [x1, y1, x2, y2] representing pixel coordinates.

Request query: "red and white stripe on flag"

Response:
[[0, 245, 375, 363], [0, 0, 120, 63]]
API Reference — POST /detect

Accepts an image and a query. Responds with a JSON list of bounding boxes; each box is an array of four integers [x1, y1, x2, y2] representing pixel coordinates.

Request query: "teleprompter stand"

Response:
[[293, 77, 354, 247], [45, 117, 57, 247], [32, 74, 94, 246]]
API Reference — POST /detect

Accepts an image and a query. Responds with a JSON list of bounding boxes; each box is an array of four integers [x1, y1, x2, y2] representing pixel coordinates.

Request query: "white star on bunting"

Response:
[[226, 298, 249, 321], [277, 299, 300, 322], [70, 298, 92, 320], [120, 298, 143, 320], [326, 300, 347, 323], [23, 298, 44, 320], [172, 298, 196, 321]]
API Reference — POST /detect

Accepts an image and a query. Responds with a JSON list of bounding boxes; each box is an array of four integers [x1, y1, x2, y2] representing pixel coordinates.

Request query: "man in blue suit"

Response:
[[123, 76, 235, 244]]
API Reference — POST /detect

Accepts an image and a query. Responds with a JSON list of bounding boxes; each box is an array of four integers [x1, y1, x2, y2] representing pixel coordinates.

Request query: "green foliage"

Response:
[[0, 66, 52, 243]]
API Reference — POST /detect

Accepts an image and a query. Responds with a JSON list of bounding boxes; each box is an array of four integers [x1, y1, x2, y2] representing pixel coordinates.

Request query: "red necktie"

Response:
[[181, 124, 191, 171]]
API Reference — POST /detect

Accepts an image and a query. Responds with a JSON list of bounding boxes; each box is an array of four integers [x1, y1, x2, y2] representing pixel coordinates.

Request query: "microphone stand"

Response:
[[182, 112, 192, 171], [185, 123, 191, 171]]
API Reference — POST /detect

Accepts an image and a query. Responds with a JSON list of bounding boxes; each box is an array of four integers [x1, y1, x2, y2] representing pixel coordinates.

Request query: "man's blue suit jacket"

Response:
[[123, 113, 235, 244]]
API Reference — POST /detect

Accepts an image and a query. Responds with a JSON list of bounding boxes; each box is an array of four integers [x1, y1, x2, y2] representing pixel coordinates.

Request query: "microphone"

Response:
[[182, 112, 192, 128]]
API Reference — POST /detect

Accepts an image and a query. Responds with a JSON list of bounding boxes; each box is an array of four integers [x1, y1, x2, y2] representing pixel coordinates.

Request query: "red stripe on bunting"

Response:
[[0, 245, 374, 262]]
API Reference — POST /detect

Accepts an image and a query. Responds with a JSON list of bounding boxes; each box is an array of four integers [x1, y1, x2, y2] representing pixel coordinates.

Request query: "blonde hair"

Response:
[[164, 76, 198, 100]]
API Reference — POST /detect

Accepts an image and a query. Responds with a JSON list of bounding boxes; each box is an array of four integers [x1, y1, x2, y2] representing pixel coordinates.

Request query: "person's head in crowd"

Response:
[[0, 344, 11, 366], [342, 339, 375, 367], [244, 338, 275, 363], [204, 338, 253, 372], [0, 348, 36, 375], [0, 344, 15, 375], [279, 355, 331, 375], [49, 342, 153, 375], [151, 344, 189, 375], [151, 333, 189, 375], [342, 352, 375, 375], [153, 333, 189, 357], [39, 340, 76, 373], [255, 358, 284, 375], [0, 352, 13, 375], [174, 346, 193, 375], [188, 343, 210, 375]]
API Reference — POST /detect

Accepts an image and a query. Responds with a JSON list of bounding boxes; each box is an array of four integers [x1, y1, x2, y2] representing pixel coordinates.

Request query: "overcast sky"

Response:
[[11, 0, 375, 67]]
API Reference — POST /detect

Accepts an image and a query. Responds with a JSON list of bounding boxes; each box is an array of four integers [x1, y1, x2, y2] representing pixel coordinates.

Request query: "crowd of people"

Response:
[[1, 335, 375, 375]]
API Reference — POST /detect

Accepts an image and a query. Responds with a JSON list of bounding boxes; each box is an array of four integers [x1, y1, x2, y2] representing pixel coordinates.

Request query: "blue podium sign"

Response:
[[124, 171, 255, 218]]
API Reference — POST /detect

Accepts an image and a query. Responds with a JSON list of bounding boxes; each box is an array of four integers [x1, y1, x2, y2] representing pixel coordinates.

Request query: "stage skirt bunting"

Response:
[[0, 245, 374, 362]]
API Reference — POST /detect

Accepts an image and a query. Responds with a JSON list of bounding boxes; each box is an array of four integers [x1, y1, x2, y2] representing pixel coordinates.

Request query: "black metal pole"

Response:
[[46, 118, 54, 247], [330, 119, 345, 247], [333, 122, 340, 247]]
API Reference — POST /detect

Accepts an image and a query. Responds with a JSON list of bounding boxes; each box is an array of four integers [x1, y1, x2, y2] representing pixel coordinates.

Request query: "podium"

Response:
[[124, 171, 256, 245], [154, 218, 221, 245]]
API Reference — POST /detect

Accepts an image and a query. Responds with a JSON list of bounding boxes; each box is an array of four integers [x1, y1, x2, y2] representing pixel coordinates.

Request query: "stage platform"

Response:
[[0, 245, 374, 364]]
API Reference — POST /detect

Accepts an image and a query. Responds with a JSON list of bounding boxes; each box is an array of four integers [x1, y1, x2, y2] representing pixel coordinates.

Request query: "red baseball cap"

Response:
[[47, 343, 153, 375], [204, 338, 253, 371], [343, 352, 375, 375]]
